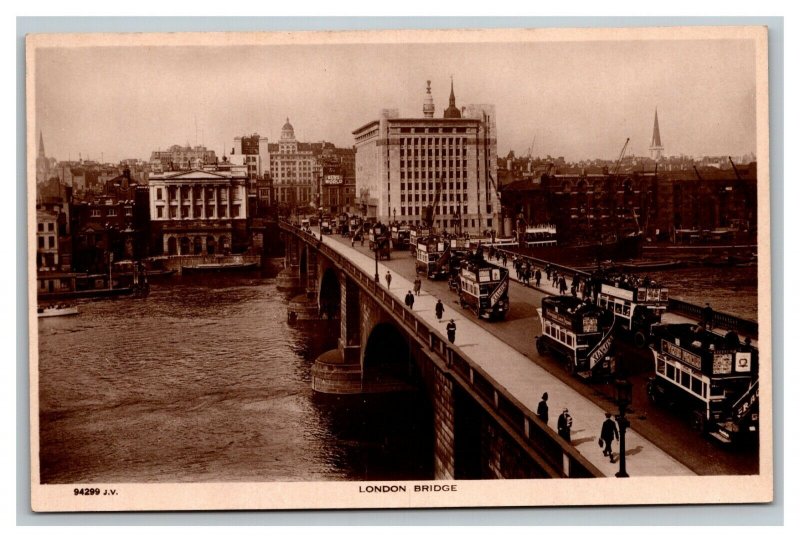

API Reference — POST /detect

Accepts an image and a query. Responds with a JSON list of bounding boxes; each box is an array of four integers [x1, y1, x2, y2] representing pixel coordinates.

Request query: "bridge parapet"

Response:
[[281, 221, 604, 479]]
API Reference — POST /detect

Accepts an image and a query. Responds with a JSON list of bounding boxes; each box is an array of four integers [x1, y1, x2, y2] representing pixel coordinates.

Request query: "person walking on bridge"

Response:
[[600, 412, 619, 462], [557, 408, 573, 442], [537, 392, 549, 424], [446, 319, 457, 343], [385, 270, 392, 290], [413, 277, 422, 296], [405, 290, 415, 310], [535, 268, 542, 288], [435, 299, 445, 321], [559, 275, 568, 295]]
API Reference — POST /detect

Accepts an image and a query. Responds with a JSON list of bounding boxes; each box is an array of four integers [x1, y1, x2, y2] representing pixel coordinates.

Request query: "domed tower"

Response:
[[279, 117, 297, 154], [443, 77, 461, 119], [423, 80, 435, 118], [281, 118, 295, 141]]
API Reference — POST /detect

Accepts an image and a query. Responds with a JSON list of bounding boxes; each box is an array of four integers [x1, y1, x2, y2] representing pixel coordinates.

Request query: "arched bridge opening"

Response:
[[318, 268, 341, 320]]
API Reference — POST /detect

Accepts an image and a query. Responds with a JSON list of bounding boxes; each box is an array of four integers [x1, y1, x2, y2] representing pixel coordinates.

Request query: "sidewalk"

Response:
[[319, 231, 695, 477]]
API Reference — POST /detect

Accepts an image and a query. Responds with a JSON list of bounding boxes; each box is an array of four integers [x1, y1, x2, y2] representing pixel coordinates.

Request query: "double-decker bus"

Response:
[[391, 225, 411, 250], [320, 215, 333, 235], [415, 237, 450, 279], [597, 278, 669, 347], [523, 225, 558, 248], [536, 296, 616, 379], [647, 324, 759, 444], [457, 255, 510, 320], [409, 227, 431, 256]]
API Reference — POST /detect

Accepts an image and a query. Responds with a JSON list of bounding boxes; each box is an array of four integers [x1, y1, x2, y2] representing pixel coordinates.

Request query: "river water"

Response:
[[37, 273, 433, 484]]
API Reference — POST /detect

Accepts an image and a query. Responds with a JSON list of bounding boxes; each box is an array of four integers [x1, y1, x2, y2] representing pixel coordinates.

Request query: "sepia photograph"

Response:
[[26, 25, 772, 511]]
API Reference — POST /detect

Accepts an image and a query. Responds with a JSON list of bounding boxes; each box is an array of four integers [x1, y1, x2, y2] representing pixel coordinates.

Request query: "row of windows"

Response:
[[400, 206, 468, 216], [598, 295, 632, 318], [401, 217, 485, 228], [400, 146, 467, 156], [37, 235, 56, 249], [656, 355, 709, 400], [544, 321, 577, 349], [397, 129, 467, 136], [400, 170, 467, 180], [37, 222, 55, 232], [155, 187, 240, 201], [400, 182, 468, 191], [401, 194, 467, 203], [90, 208, 133, 218], [400, 160, 468, 168], [154, 205, 241, 219]]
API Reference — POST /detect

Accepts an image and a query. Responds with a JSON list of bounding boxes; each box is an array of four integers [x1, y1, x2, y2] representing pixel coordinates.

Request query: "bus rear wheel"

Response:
[[536, 337, 548, 355], [634, 331, 647, 348]]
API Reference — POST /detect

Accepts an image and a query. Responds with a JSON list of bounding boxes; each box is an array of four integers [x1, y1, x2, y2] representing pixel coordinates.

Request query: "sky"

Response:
[[34, 37, 757, 164]]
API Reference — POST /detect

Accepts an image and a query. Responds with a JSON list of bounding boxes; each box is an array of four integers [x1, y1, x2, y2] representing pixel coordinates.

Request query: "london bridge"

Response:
[[276, 221, 758, 479]]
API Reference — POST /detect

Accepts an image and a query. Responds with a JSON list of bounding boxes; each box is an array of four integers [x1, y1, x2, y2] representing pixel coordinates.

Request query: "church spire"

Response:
[[649, 108, 664, 160], [38, 130, 45, 158], [443, 76, 461, 119]]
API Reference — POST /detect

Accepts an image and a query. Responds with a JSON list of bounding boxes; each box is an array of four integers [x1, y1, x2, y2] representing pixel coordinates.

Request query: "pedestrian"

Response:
[[535, 268, 542, 288], [408, 291, 415, 310], [552, 272, 559, 288], [435, 299, 445, 320], [559, 276, 568, 295], [600, 412, 619, 462], [351, 234, 355, 247], [537, 392, 549, 423], [404, 290, 414, 309], [385, 270, 392, 289], [446, 319, 457, 343], [557, 408, 573, 442], [414, 277, 422, 296], [545, 264, 551, 281], [702, 303, 715, 328], [502, 252, 508, 267]]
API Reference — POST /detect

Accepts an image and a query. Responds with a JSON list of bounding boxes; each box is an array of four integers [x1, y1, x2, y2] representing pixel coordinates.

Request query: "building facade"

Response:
[[148, 163, 249, 256], [150, 145, 218, 173], [270, 119, 317, 208], [231, 133, 270, 180], [352, 81, 500, 234]]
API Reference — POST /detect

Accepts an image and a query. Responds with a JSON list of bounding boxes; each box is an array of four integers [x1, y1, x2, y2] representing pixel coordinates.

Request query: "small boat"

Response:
[[181, 262, 259, 274], [37, 305, 78, 318], [618, 259, 685, 272]]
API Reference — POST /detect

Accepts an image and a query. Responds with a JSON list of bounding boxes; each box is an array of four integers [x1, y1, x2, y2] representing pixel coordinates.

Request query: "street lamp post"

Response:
[[614, 377, 632, 478], [373, 225, 380, 283]]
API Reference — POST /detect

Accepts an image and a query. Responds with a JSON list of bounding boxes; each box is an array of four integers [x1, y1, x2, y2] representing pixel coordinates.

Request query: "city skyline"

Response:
[[34, 37, 757, 165]]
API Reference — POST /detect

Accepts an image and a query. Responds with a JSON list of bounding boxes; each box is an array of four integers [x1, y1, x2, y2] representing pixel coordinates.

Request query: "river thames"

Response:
[[38, 273, 433, 484]]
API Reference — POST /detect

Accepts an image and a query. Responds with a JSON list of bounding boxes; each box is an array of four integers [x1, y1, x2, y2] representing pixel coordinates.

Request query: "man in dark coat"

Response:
[[435, 299, 445, 320], [557, 408, 573, 442], [537, 392, 549, 423], [404, 290, 414, 309], [535, 268, 542, 287], [600, 412, 619, 462], [446, 319, 456, 343]]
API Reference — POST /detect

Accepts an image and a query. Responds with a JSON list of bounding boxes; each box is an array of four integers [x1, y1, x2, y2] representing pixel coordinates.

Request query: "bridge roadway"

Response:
[[315, 231, 700, 478], [322, 231, 759, 476]]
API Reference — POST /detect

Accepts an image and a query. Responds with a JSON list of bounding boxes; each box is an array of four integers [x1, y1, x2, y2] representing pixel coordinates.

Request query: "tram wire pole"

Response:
[[615, 376, 632, 478]]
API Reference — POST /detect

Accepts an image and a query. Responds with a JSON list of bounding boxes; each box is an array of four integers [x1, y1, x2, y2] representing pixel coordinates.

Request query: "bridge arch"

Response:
[[362, 322, 415, 391], [318, 267, 341, 320]]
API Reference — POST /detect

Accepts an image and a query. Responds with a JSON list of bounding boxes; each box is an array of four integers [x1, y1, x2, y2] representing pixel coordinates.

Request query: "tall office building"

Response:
[[352, 80, 500, 234]]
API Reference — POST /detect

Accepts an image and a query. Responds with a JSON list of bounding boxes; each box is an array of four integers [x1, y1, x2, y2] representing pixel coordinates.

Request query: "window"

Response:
[[125, 207, 133, 216], [38, 223, 44, 232], [680, 370, 690, 389], [691, 376, 703, 396], [666, 364, 675, 381], [107, 208, 117, 217], [91, 209, 102, 217], [156, 207, 164, 218], [48, 236, 55, 248], [38, 237, 44, 249], [47, 222, 54, 231], [157, 188, 163, 200]]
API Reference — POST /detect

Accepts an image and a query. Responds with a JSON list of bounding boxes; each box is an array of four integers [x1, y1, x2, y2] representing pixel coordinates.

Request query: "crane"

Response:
[[423, 174, 444, 233], [612, 137, 630, 177], [693, 165, 703, 181], [728, 156, 742, 181]]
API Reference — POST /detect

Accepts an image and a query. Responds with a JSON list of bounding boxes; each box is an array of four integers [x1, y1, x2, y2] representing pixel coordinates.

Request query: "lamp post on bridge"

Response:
[[614, 377, 632, 478], [372, 224, 380, 283]]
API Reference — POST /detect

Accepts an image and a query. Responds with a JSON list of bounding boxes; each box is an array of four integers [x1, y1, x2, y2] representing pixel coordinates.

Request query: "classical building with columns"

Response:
[[148, 163, 249, 255], [352, 80, 501, 234]]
